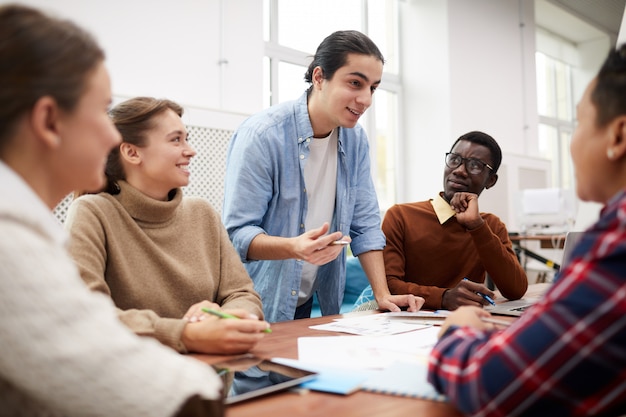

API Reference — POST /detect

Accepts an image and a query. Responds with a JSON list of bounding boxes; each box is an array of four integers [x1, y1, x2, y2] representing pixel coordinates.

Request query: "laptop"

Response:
[[487, 232, 584, 317], [560, 231, 584, 266], [486, 295, 543, 317]]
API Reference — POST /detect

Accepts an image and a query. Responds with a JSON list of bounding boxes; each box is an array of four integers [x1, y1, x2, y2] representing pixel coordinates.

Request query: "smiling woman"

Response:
[[64, 96, 270, 357]]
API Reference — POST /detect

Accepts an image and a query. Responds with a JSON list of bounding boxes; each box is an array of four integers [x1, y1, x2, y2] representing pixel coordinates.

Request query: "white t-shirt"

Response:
[[299, 129, 338, 305]]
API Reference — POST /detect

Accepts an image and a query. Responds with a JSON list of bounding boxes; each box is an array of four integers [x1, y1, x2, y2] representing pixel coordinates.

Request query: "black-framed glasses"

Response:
[[445, 152, 494, 175]]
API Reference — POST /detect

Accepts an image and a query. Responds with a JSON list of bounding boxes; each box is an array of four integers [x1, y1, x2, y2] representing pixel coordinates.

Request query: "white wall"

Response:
[[398, 0, 541, 229], [398, 0, 453, 202], [6, 0, 264, 117], [448, 0, 538, 157]]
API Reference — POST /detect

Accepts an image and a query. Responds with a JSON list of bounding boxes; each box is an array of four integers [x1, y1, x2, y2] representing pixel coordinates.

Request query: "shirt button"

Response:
[[303, 188, 306, 193], [300, 154, 305, 160], [291, 290, 297, 296], [306, 138, 311, 143], [300, 223, 304, 229]]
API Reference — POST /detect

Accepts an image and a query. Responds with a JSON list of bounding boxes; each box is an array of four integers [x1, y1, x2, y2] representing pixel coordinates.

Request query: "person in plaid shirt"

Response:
[[427, 44, 626, 417]]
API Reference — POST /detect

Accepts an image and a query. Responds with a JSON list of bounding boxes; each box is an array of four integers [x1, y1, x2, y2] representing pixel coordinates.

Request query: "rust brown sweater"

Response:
[[383, 195, 527, 310], [65, 181, 263, 353]]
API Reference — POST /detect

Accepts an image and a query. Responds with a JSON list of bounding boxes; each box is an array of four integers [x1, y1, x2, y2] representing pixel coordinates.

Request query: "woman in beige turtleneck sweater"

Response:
[[66, 97, 270, 355]]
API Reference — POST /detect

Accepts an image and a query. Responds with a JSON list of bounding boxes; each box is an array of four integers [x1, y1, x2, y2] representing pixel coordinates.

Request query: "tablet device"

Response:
[[211, 355, 317, 405]]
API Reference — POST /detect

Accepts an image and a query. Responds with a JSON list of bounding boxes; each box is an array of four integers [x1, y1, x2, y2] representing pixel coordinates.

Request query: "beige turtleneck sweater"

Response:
[[65, 181, 263, 353]]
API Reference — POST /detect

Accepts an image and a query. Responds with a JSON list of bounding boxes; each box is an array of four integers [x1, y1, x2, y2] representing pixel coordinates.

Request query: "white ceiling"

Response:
[[536, 0, 626, 44]]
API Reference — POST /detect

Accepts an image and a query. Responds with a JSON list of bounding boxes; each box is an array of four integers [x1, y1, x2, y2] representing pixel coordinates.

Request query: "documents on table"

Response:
[[308, 310, 450, 336], [289, 325, 445, 400], [298, 326, 440, 369]]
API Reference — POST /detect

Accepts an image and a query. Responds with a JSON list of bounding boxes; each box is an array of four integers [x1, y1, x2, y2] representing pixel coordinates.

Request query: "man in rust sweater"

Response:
[[383, 131, 527, 310]]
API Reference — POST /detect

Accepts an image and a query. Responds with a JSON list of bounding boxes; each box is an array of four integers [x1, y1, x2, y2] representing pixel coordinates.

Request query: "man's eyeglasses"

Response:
[[445, 152, 494, 175]]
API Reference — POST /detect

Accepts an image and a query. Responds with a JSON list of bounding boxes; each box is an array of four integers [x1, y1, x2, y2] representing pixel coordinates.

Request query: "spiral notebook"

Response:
[[360, 360, 447, 402]]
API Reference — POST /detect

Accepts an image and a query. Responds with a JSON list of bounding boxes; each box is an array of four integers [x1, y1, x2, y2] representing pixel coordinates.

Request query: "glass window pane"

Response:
[[277, 0, 362, 53], [367, 0, 398, 74], [538, 124, 559, 186], [263, 57, 271, 109], [372, 90, 397, 210], [535, 53, 547, 115], [263, 0, 270, 42], [560, 130, 574, 190], [277, 61, 308, 103], [555, 61, 572, 120], [536, 52, 556, 118]]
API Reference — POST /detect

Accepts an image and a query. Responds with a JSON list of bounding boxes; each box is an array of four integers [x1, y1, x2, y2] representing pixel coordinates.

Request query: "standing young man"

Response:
[[223, 30, 420, 322]]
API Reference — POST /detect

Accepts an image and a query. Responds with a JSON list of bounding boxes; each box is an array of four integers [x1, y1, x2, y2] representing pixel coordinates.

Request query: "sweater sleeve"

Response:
[[210, 204, 264, 320], [65, 197, 188, 353], [468, 216, 527, 300], [0, 220, 222, 417], [382, 206, 447, 309]]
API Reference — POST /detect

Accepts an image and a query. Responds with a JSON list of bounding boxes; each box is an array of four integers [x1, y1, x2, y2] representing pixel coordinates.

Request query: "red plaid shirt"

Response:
[[428, 189, 626, 417]]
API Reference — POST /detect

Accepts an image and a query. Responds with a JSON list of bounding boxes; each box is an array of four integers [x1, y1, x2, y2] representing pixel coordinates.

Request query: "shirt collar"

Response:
[[297, 92, 344, 150], [431, 192, 456, 224]]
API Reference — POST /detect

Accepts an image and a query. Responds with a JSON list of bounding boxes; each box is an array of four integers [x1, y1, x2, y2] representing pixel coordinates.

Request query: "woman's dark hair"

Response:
[[0, 4, 104, 151], [449, 131, 503, 173], [103, 97, 183, 194], [304, 30, 385, 93], [591, 44, 626, 128]]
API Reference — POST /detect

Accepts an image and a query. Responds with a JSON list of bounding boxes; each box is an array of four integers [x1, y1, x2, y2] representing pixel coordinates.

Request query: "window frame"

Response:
[[263, 0, 402, 210]]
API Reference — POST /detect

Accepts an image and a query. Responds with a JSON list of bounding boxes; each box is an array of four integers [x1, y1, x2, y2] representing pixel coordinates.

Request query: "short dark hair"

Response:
[[304, 30, 384, 93], [0, 4, 104, 150], [104, 97, 183, 194], [449, 131, 502, 173], [591, 44, 626, 128]]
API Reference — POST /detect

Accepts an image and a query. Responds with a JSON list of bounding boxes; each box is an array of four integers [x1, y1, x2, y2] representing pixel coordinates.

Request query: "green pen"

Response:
[[201, 307, 272, 333]]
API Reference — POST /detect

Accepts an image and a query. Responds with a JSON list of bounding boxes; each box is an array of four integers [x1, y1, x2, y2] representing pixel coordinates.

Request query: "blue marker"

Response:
[[463, 277, 496, 306]]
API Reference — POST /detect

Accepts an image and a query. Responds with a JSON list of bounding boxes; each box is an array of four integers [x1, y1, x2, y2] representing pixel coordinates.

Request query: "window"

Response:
[[263, 0, 400, 209], [534, 1, 611, 192], [535, 52, 575, 189]]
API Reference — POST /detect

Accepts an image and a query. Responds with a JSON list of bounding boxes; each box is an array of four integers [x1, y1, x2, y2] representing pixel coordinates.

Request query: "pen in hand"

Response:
[[201, 308, 272, 333], [463, 277, 496, 306]]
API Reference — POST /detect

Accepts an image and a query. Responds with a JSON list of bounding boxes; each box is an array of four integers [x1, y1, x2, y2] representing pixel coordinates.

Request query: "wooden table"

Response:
[[190, 312, 462, 417]]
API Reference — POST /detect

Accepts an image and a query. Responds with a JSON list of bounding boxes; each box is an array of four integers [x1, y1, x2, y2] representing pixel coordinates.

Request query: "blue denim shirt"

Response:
[[222, 92, 385, 323]]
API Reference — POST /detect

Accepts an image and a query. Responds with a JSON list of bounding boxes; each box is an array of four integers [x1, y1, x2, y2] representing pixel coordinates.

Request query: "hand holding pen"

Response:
[[202, 308, 272, 333], [442, 277, 497, 310], [463, 277, 496, 306], [179, 307, 270, 355]]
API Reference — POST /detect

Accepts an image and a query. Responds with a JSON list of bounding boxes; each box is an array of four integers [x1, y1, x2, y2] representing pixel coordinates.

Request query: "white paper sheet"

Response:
[[308, 313, 435, 336], [297, 326, 440, 370]]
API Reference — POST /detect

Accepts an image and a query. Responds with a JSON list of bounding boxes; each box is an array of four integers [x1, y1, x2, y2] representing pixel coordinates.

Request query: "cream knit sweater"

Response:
[[1, 162, 223, 417], [65, 181, 263, 353]]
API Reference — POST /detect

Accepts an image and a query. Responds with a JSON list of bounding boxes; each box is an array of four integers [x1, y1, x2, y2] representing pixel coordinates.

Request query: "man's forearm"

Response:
[[358, 250, 391, 300]]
